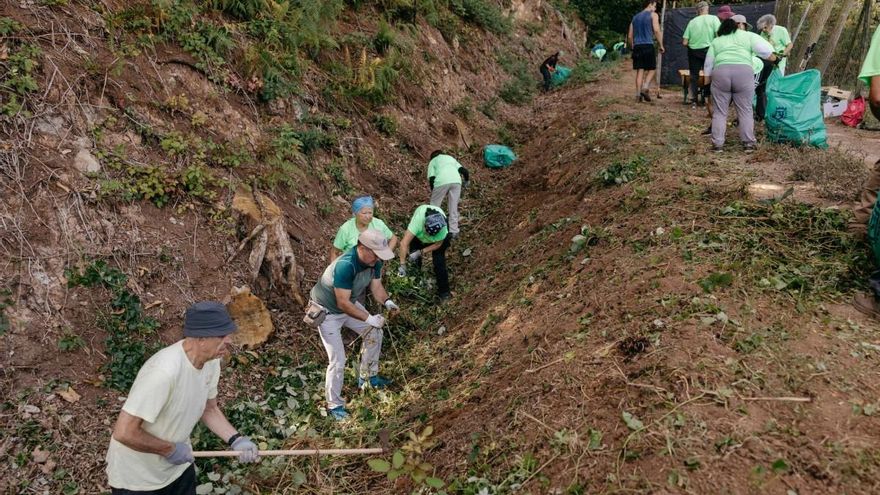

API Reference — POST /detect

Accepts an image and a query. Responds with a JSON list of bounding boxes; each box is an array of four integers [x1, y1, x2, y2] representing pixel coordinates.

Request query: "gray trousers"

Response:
[[710, 64, 756, 147], [430, 183, 461, 234]]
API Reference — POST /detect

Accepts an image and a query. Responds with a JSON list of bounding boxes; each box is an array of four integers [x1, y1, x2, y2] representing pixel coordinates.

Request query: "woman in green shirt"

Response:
[[756, 14, 792, 75], [330, 196, 398, 261], [704, 15, 776, 153]]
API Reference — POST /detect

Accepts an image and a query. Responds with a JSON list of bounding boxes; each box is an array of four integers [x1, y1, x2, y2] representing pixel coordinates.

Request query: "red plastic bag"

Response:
[[841, 96, 866, 127]]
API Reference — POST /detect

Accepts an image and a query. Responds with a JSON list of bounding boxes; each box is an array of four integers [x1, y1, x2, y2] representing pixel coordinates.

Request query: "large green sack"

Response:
[[551, 65, 572, 87], [765, 69, 828, 148], [869, 198, 880, 266], [483, 144, 517, 168]]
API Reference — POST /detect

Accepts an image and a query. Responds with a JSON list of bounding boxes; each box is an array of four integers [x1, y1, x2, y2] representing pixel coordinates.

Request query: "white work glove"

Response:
[[384, 299, 399, 311], [165, 442, 194, 465], [408, 250, 422, 262], [397, 265, 407, 277], [231, 435, 259, 464], [365, 314, 385, 328]]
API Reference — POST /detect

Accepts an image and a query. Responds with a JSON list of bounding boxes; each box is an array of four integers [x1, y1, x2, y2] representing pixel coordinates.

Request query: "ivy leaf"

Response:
[[622, 411, 644, 431], [367, 459, 391, 473], [425, 477, 445, 488], [392, 450, 404, 469]]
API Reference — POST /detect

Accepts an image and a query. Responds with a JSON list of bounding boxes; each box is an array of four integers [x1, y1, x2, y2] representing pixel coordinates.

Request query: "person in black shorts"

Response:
[[628, 1, 664, 102]]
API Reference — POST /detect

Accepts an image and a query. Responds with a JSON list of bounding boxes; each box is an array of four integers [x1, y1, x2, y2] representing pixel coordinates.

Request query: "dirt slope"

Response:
[[415, 70, 880, 493], [4, 2, 880, 494]]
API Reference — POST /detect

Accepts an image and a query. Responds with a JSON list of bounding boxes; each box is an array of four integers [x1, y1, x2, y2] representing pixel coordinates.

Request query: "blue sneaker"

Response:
[[358, 375, 391, 389], [328, 406, 349, 420]]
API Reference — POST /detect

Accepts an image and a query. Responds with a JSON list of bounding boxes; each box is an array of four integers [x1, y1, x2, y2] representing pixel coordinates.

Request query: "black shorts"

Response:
[[632, 44, 656, 70]]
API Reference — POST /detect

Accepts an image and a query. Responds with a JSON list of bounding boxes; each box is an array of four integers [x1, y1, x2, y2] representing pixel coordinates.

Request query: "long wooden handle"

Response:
[[192, 447, 385, 458]]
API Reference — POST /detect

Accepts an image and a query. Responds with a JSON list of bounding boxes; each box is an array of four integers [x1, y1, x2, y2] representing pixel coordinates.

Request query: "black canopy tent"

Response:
[[660, 1, 777, 85]]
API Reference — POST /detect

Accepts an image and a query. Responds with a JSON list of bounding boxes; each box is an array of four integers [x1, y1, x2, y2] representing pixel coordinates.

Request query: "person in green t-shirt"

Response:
[[309, 229, 398, 420], [398, 204, 451, 300], [704, 15, 776, 153], [427, 150, 470, 240], [850, 25, 880, 318], [682, 1, 720, 104], [330, 195, 397, 262], [756, 14, 792, 75]]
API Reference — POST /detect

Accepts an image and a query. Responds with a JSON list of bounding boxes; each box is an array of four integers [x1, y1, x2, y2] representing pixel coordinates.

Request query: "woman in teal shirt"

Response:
[[704, 15, 776, 153], [330, 196, 398, 261]]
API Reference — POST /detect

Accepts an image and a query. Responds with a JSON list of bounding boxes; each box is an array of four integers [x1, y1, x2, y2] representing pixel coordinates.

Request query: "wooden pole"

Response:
[[192, 447, 386, 458]]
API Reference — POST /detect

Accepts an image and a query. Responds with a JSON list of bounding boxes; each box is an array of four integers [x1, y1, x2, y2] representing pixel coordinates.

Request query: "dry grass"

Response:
[[787, 145, 867, 201]]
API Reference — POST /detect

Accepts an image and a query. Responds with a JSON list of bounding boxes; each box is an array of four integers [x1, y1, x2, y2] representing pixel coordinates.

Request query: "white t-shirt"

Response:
[[106, 340, 220, 490]]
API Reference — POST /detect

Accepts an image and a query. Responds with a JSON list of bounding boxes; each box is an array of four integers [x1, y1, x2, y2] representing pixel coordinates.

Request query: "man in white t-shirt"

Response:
[[105, 301, 259, 494]]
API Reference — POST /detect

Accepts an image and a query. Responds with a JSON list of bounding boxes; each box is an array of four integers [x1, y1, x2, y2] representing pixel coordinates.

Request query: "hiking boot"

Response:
[[854, 293, 880, 319], [358, 375, 391, 389], [438, 292, 452, 302], [448, 232, 459, 241], [640, 91, 652, 102], [328, 406, 349, 421], [743, 143, 756, 153], [712, 144, 724, 153]]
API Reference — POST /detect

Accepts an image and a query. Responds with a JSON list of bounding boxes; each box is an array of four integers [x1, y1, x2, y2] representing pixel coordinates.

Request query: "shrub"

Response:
[[373, 20, 396, 55], [499, 77, 534, 105], [373, 114, 398, 135], [449, 0, 511, 34]]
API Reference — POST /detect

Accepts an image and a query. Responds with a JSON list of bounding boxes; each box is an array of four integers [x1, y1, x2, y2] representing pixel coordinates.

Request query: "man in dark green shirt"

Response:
[[309, 229, 398, 420]]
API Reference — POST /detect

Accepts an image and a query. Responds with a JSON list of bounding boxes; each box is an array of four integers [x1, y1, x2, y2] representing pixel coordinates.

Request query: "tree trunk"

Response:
[[816, 0, 859, 74], [792, 0, 835, 72], [776, 0, 792, 26]]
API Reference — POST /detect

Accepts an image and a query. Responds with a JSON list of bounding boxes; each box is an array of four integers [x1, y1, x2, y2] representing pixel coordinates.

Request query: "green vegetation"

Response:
[[0, 288, 12, 335], [65, 260, 160, 391], [450, 0, 512, 34], [704, 201, 869, 299], [597, 155, 649, 186], [496, 50, 536, 105], [368, 426, 445, 489], [0, 17, 42, 117], [373, 114, 398, 135]]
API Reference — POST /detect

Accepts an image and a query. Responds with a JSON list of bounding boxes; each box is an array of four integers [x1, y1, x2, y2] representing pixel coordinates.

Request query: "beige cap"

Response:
[[359, 229, 394, 260]]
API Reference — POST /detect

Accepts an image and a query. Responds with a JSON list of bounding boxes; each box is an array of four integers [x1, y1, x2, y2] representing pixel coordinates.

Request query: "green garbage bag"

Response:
[[869, 198, 880, 266], [551, 65, 572, 87], [765, 69, 828, 148], [483, 145, 517, 168]]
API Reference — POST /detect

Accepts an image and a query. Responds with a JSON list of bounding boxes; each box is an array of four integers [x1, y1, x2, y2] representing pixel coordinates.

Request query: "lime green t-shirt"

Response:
[[707, 30, 773, 69], [683, 14, 721, 50], [859, 25, 880, 86], [406, 204, 448, 244], [761, 25, 791, 72], [427, 154, 463, 187], [332, 217, 393, 252]]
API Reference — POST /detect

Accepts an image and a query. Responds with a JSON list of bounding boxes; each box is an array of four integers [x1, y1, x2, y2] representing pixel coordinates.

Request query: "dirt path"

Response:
[[422, 63, 880, 494]]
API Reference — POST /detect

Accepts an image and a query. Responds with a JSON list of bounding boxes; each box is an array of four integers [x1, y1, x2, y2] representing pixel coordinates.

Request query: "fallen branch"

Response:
[[741, 396, 812, 403]]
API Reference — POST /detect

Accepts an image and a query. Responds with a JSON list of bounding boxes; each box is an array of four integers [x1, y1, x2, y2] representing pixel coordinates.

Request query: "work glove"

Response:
[[165, 442, 194, 465], [365, 314, 386, 328], [397, 265, 406, 277], [231, 436, 259, 463], [408, 250, 422, 262], [462, 180, 470, 190], [384, 299, 399, 311]]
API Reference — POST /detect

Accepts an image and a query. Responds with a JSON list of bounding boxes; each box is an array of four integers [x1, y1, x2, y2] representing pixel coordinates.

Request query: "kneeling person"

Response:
[[106, 301, 259, 495], [310, 229, 398, 420]]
